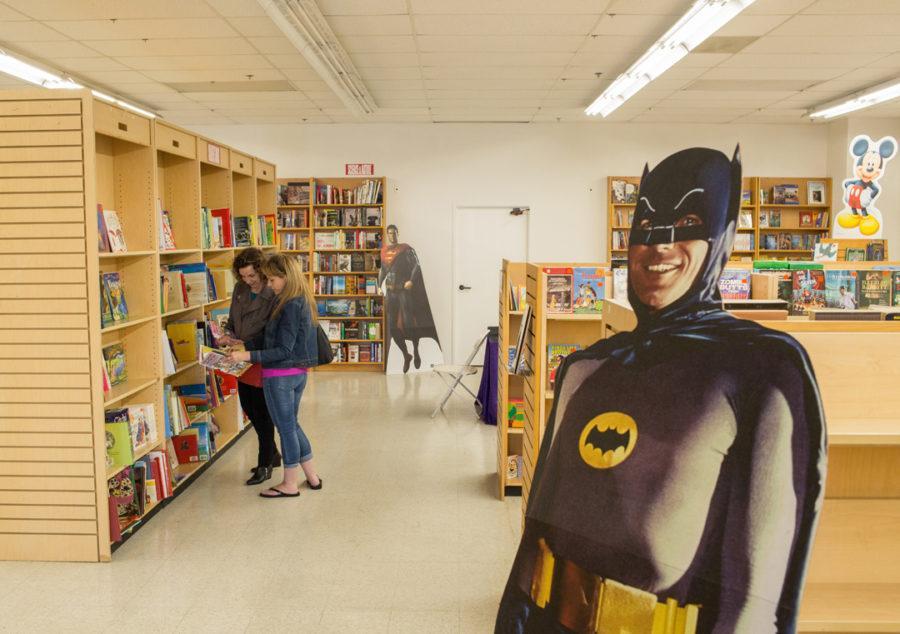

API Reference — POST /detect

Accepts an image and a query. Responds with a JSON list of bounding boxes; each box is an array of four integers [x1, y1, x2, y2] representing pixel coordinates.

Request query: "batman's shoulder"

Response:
[[717, 318, 817, 378]]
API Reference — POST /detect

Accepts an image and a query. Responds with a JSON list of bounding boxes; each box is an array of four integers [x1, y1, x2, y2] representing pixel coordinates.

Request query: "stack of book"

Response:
[[315, 207, 382, 227], [315, 179, 382, 205], [105, 403, 158, 467]]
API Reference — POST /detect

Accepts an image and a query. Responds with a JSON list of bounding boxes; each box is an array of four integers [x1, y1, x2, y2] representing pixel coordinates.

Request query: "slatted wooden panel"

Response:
[[0, 95, 102, 561], [521, 265, 541, 515]]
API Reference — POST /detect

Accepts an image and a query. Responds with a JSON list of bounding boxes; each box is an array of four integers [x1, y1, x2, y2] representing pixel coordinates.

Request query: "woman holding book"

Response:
[[228, 253, 322, 498], [220, 248, 279, 486]]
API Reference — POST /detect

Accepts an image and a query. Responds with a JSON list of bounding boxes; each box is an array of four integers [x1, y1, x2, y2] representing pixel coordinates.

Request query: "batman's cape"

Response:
[[503, 147, 827, 632]]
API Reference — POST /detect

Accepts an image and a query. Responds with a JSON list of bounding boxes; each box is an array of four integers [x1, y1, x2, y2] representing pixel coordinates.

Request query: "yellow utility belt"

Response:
[[530, 539, 699, 634]]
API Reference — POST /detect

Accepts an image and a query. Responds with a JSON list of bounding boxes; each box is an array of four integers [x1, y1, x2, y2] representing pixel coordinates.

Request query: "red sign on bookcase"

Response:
[[345, 163, 374, 176]]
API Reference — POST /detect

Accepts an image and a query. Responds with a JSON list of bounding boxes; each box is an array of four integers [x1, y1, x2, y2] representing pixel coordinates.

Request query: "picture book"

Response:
[[813, 242, 838, 262], [807, 181, 826, 205], [126, 404, 150, 449], [159, 203, 177, 250], [799, 211, 813, 228], [506, 455, 521, 480], [102, 272, 129, 323], [777, 184, 799, 204], [612, 268, 628, 300], [894, 271, 900, 306], [547, 344, 582, 389], [858, 270, 892, 308], [572, 267, 605, 314], [845, 248, 866, 261], [103, 343, 127, 386], [741, 190, 752, 206], [738, 210, 753, 229], [758, 212, 769, 228], [100, 278, 115, 328], [173, 430, 199, 464], [209, 208, 233, 247], [778, 233, 792, 250], [824, 270, 858, 309], [768, 210, 781, 227], [611, 179, 627, 203], [104, 418, 133, 467], [790, 234, 802, 250], [866, 241, 886, 261], [168, 263, 209, 306], [190, 422, 212, 462], [98, 205, 111, 253], [200, 345, 251, 377], [510, 304, 531, 374], [790, 269, 826, 315], [718, 269, 751, 300], [103, 209, 127, 252], [108, 468, 139, 530], [544, 267, 573, 313], [508, 399, 525, 428], [233, 215, 252, 247], [166, 321, 199, 363], [763, 234, 777, 250]]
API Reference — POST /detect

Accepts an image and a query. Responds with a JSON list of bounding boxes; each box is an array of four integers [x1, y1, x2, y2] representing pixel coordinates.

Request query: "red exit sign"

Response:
[[345, 163, 374, 176]]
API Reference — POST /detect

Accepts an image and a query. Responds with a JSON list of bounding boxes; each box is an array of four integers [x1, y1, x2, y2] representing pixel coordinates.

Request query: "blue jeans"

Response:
[[262, 373, 312, 468]]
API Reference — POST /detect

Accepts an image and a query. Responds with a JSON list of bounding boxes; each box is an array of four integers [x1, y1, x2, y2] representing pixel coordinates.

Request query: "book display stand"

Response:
[[497, 260, 526, 499], [0, 89, 277, 561]]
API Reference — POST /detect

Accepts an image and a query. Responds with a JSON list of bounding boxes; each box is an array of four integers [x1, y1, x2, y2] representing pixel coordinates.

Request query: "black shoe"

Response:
[[246, 466, 272, 486], [413, 349, 421, 369], [403, 353, 412, 373], [307, 477, 322, 491]]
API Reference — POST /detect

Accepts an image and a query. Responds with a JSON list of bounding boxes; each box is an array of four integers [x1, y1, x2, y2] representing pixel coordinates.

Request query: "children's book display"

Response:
[[547, 344, 582, 389], [858, 270, 892, 308], [718, 269, 751, 300], [790, 269, 826, 315], [100, 207, 127, 253], [544, 267, 573, 313], [102, 343, 127, 387], [824, 270, 859, 309], [572, 267, 606, 314]]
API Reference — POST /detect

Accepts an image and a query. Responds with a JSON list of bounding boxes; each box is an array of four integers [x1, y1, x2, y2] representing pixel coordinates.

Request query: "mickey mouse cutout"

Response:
[[834, 134, 897, 238]]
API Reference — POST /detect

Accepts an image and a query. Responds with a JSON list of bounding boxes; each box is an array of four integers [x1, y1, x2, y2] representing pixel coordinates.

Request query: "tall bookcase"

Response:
[[607, 176, 833, 263], [497, 260, 525, 499], [0, 89, 278, 561], [276, 176, 387, 372], [520, 263, 606, 516]]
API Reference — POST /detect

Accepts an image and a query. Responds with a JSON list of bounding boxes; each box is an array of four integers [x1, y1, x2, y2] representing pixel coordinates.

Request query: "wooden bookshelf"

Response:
[[0, 89, 276, 561], [520, 263, 607, 515], [497, 260, 526, 499], [606, 176, 639, 265], [756, 177, 833, 261], [277, 176, 387, 373]]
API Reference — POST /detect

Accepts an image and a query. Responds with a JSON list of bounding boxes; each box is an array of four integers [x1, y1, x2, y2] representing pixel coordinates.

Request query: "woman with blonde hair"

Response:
[[229, 253, 321, 498]]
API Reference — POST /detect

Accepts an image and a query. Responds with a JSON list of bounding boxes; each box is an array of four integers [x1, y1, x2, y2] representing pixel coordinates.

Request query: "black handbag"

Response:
[[316, 324, 334, 365]]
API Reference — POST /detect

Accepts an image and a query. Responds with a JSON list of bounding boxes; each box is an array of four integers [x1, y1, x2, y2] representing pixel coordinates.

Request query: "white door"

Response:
[[452, 206, 529, 364]]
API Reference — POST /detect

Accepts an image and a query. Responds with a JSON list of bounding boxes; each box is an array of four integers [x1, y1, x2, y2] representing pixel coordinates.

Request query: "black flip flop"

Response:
[[259, 487, 300, 499]]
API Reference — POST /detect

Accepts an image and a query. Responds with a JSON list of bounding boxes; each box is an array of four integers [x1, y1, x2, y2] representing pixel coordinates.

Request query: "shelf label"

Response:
[[345, 163, 374, 176], [208, 143, 221, 164]]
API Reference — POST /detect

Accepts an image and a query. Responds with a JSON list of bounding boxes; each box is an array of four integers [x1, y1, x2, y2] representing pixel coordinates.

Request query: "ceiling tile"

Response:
[[2, 0, 216, 19], [45, 18, 238, 40], [770, 14, 900, 37], [413, 14, 598, 36], [677, 53, 732, 68], [592, 13, 681, 36], [8, 40, 104, 58], [281, 68, 324, 81], [226, 17, 284, 38], [374, 97, 429, 107], [550, 78, 605, 91], [411, 0, 607, 14], [745, 0, 818, 14], [264, 54, 315, 70], [721, 53, 884, 69], [327, 15, 413, 36], [186, 91, 311, 103], [86, 38, 257, 57], [350, 53, 421, 67], [205, 0, 269, 17], [122, 55, 274, 71], [163, 112, 237, 125], [701, 67, 843, 81], [578, 36, 647, 54], [56, 57, 131, 72], [802, 0, 900, 13], [425, 78, 555, 90], [141, 69, 286, 83], [246, 37, 300, 55], [78, 70, 155, 85], [0, 20, 68, 41], [339, 35, 417, 53], [422, 66, 564, 80], [418, 52, 573, 67], [318, 0, 408, 15], [366, 79, 426, 91], [0, 4, 29, 20], [713, 14, 790, 36], [358, 66, 423, 79], [415, 35, 584, 53], [370, 89, 430, 100], [744, 35, 900, 54]]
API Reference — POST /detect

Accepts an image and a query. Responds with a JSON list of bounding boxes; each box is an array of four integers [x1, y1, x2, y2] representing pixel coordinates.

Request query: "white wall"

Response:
[[196, 121, 829, 352]]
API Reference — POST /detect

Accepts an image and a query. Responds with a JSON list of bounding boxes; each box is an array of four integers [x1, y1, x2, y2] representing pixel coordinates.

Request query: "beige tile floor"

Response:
[[0, 372, 522, 633]]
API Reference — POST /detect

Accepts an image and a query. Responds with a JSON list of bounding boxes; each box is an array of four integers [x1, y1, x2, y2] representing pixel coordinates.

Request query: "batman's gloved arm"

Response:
[[713, 371, 801, 633]]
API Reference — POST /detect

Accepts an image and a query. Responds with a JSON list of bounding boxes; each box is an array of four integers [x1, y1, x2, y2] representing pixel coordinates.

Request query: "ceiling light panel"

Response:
[[809, 76, 900, 119]]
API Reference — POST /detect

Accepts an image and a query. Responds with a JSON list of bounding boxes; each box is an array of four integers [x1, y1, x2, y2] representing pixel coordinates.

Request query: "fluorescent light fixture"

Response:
[[0, 48, 156, 118], [0, 49, 81, 89], [809, 77, 900, 119], [91, 89, 157, 119], [585, 0, 757, 117], [258, 0, 377, 117]]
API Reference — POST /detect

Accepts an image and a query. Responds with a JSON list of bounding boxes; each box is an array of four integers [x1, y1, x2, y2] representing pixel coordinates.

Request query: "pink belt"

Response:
[[262, 367, 308, 378]]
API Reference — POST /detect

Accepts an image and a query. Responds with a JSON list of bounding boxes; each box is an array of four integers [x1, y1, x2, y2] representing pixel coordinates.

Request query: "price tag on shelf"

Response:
[[208, 143, 221, 164], [345, 163, 374, 176]]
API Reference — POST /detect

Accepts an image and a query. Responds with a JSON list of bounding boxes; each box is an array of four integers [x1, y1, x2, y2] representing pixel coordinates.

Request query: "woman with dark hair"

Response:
[[220, 247, 280, 485], [378, 224, 440, 373]]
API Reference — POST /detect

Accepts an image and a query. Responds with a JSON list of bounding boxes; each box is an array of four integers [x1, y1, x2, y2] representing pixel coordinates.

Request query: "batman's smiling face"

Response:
[[579, 412, 638, 469]]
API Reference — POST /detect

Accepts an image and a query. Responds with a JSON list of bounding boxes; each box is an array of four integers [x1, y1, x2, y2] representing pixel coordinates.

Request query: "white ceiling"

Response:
[[0, 0, 899, 124]]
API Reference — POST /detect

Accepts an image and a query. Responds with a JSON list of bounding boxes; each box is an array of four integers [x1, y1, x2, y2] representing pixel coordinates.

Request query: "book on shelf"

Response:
[[167, 263, 209, 306], [733, 232, 754, 252], [858, 270, 892, 308], [506, 454, 523, 480], [772, 184, 799, 205], [166, 321, 200, 364], [101, 361, 111, 394], [201, 206, 211, 249], [611, 179, 637, 204], [845, 247, 866, 261], [824, 270, 859, 309], [509, 304, 531, 374], [807, 181, 826, 205], [278, 208, 308, 229], [866, 241, 886, 261], [98, 205, 111, 253], [328, 341, 383, 363], [158, 198, 177, 250], [209, 208, 233, 248], [508, 283, 527, 311], [572, 267, 606, 314], [718, 269, 751, 300], [278, 181, 310, 205], [790, 270, 826, 315], [613, 207, 634, 227], [893, 271, 900, 306], [105, 416, 134, 468], [508, 399, 525, 428], [544, 267, 573, 313], [758, 211, 769, 228], [768, 210, 781, 227], [315, 206, 383, 227], [738, 210, 753, 229], [101, 272, 129, 325], [258, 214, 276, 246], [103, 343, 127, 387], [127, 403, 157, 448], [799, 211, 814, 228], [316, 179, 382, 205], [741, 189, 752, 206], [612, 268, 628, 300], [173, 429, 199, 464], [161, 265, 189, 312], [108, 468, 139, 536], [547, 344, 582, 389], [199, 345, 251, 376], [233, 216, 252, 247], [102, 208, 128, 253]]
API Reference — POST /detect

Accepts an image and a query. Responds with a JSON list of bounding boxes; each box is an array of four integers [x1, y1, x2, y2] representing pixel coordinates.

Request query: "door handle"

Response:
[[459, 284, 471, 291]]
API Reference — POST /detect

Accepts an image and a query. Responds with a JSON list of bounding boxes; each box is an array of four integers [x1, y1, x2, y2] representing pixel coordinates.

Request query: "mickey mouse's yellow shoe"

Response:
[[860, 215, 880, 235], [838, 213, 862, 228]]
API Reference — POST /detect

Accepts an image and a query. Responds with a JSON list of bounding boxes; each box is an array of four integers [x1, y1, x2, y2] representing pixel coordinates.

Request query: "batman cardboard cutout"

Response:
[[496, 148, 827, 633]]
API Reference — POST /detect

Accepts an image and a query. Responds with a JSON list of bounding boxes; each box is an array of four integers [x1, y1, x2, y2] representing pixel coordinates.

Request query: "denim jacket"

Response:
[[246, 295, 317, 368]]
